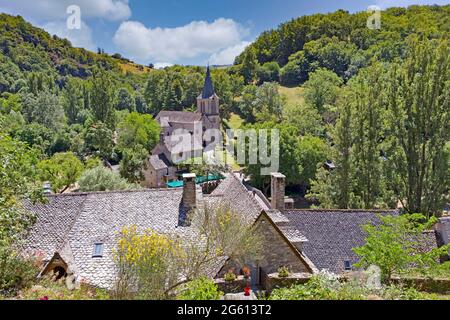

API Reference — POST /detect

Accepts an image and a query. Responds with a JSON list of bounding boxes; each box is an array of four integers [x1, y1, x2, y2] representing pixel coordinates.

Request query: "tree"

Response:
[[0, 134, 41, 246], [117, 112, 160, 152], [115, 88, 135, 112], [119, 147, 148, 184], [84, 122, 115, 160], [21, 92, 66, 131], [242, 122, 301, 194], [297, 136, 329, 188], [254, 82, 285, 123], [353, 214, 449, 282], [240, 47, 259, 84], [113, 205, 262, 299], [303, 68, 343, 114], [38, 152, 84, 193], [349, 64, 388, 209], [257, 62, 280, 84], [385, 38, 449, 216], [90, 69, 115, 130], [62, 77, 83, 125], [78, 166, 135, 192], [238, 85, 257, 123], [283, 103, 324, 137]]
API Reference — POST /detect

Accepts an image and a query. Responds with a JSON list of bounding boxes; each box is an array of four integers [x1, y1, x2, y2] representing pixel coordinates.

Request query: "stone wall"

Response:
[[255, 214, 312, 275], [391, 276, 450, 294], [261, 271, 312, 293]]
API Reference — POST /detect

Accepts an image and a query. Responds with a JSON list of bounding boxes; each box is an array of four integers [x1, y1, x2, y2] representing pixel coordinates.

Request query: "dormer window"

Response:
[[93, 243, 104, 258], [344, 260, 352, 271]]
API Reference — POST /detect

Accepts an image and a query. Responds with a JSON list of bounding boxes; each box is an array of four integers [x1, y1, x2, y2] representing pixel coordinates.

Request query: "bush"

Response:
[[277, 266, 290, 278], [268, 270, 446, 300], [19, 277, 110, 300], [177, 278, 223, 300], [224, 271, 237, 282], [0, 247, 40, 296]]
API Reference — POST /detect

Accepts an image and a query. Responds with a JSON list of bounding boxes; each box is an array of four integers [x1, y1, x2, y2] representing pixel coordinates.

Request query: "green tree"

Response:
[[38, 152, 84, 193], [353, 214, 449, 282], [62, 77, 83, 125], [385, 38, 449, 216], [303, 68, 343, 114], [115, 88, 135, 112], [0, 134, 41, 246], [297, 136, 329, 188], [119, 147, 148, 184], [240, 47, 259, 84], [254, 82, 285, 123], [84, 122, 115, 160], [21, 92, 66, 131], [90, 69, 115, 129], [117, 112, 160, 152], [78, 166, 135, 192]]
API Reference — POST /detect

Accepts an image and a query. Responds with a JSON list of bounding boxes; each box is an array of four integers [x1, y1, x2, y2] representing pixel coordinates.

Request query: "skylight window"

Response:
[[344, 260, 352, 271], [93, 243, 104, 258]]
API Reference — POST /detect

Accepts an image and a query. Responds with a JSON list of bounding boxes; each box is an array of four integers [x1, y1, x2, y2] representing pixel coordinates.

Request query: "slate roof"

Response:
[[149, 153, 171, 171], [278, 210, 439, 274], [156, 111, 202, 124], [207, 173, 264, 222], [201, 66, 216, 99], [23, 175, 264, 289], [24, 188, 202, 289]]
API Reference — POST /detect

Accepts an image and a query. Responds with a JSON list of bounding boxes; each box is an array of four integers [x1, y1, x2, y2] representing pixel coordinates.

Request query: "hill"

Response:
[[235, 5, 449, 86], [0, 13, 149, 92]]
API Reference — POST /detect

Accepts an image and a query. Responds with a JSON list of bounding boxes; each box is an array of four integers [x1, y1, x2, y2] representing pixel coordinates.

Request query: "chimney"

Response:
[[182, 173, 197, 214], [271, 173, 286, 211]]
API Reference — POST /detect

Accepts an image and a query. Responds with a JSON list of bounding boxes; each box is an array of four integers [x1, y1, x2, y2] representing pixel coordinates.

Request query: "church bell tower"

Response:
[[197, 66, 220, 130]]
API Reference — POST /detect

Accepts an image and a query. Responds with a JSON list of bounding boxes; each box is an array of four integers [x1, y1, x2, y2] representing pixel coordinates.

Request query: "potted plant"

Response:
[[242, 266, 251, 279]]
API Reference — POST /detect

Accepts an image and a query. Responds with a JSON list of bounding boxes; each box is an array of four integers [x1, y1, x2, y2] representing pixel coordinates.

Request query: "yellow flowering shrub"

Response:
[[113, 226, 184, 300]]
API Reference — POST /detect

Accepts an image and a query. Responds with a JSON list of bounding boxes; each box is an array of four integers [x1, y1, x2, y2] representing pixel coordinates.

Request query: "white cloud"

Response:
[[0, 0, 131, 22], [209, 41, 252, 65], [154, 62, 174, 69], [44, 20, 95, 51], [113, 18, 249, 63]]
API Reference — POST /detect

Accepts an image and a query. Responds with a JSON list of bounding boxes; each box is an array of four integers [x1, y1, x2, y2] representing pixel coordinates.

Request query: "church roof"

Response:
[[201, 66, 216, 99], [156, 111, 202, 124]]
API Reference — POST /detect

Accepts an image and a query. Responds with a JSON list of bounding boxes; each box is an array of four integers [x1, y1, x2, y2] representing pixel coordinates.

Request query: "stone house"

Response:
[[143, 67, 221, 188], [23, 171, 447, 291]]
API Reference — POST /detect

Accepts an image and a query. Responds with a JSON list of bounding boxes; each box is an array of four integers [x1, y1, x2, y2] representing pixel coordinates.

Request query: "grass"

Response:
[[118, 62, 152, 75], [278, 85, 305, 106]]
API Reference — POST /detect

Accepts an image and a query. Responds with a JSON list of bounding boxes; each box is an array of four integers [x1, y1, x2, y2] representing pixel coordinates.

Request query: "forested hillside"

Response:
[[235, 5, 449, 86], [0, 6, 448, 216]]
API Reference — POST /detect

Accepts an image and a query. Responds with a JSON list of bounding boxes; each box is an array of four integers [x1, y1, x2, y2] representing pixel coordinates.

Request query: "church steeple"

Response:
[[201, 66, 215, 99]]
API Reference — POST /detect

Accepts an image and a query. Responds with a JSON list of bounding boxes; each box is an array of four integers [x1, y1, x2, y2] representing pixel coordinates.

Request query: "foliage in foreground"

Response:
[[177, 278, 223, 300], [353, 213, 450, 281], [0, 247, 40, 297], [18, 278, 110, 301], [112, 206, 263, 300], [269, 272, 446, 301]]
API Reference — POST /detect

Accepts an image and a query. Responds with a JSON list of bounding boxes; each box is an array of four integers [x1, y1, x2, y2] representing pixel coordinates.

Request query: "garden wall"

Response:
[[391, 276, 450, 294]]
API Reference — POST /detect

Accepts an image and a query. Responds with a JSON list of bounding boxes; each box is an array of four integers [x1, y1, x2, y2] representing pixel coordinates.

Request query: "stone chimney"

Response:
[[182, 173, 197, 215], [271, 173, 286, 211]]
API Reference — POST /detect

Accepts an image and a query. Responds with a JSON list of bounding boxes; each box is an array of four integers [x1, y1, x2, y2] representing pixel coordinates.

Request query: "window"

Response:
[[93, 243, 104, 258], [344, 260, 352, 271]]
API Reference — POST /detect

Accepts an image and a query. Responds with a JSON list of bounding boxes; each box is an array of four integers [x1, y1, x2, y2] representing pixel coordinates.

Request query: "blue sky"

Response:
[[0, 0, 448, 67]]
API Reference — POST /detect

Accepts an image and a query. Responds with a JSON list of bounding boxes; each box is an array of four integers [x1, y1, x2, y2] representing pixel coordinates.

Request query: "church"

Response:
[[143, 67, 221, 188]]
